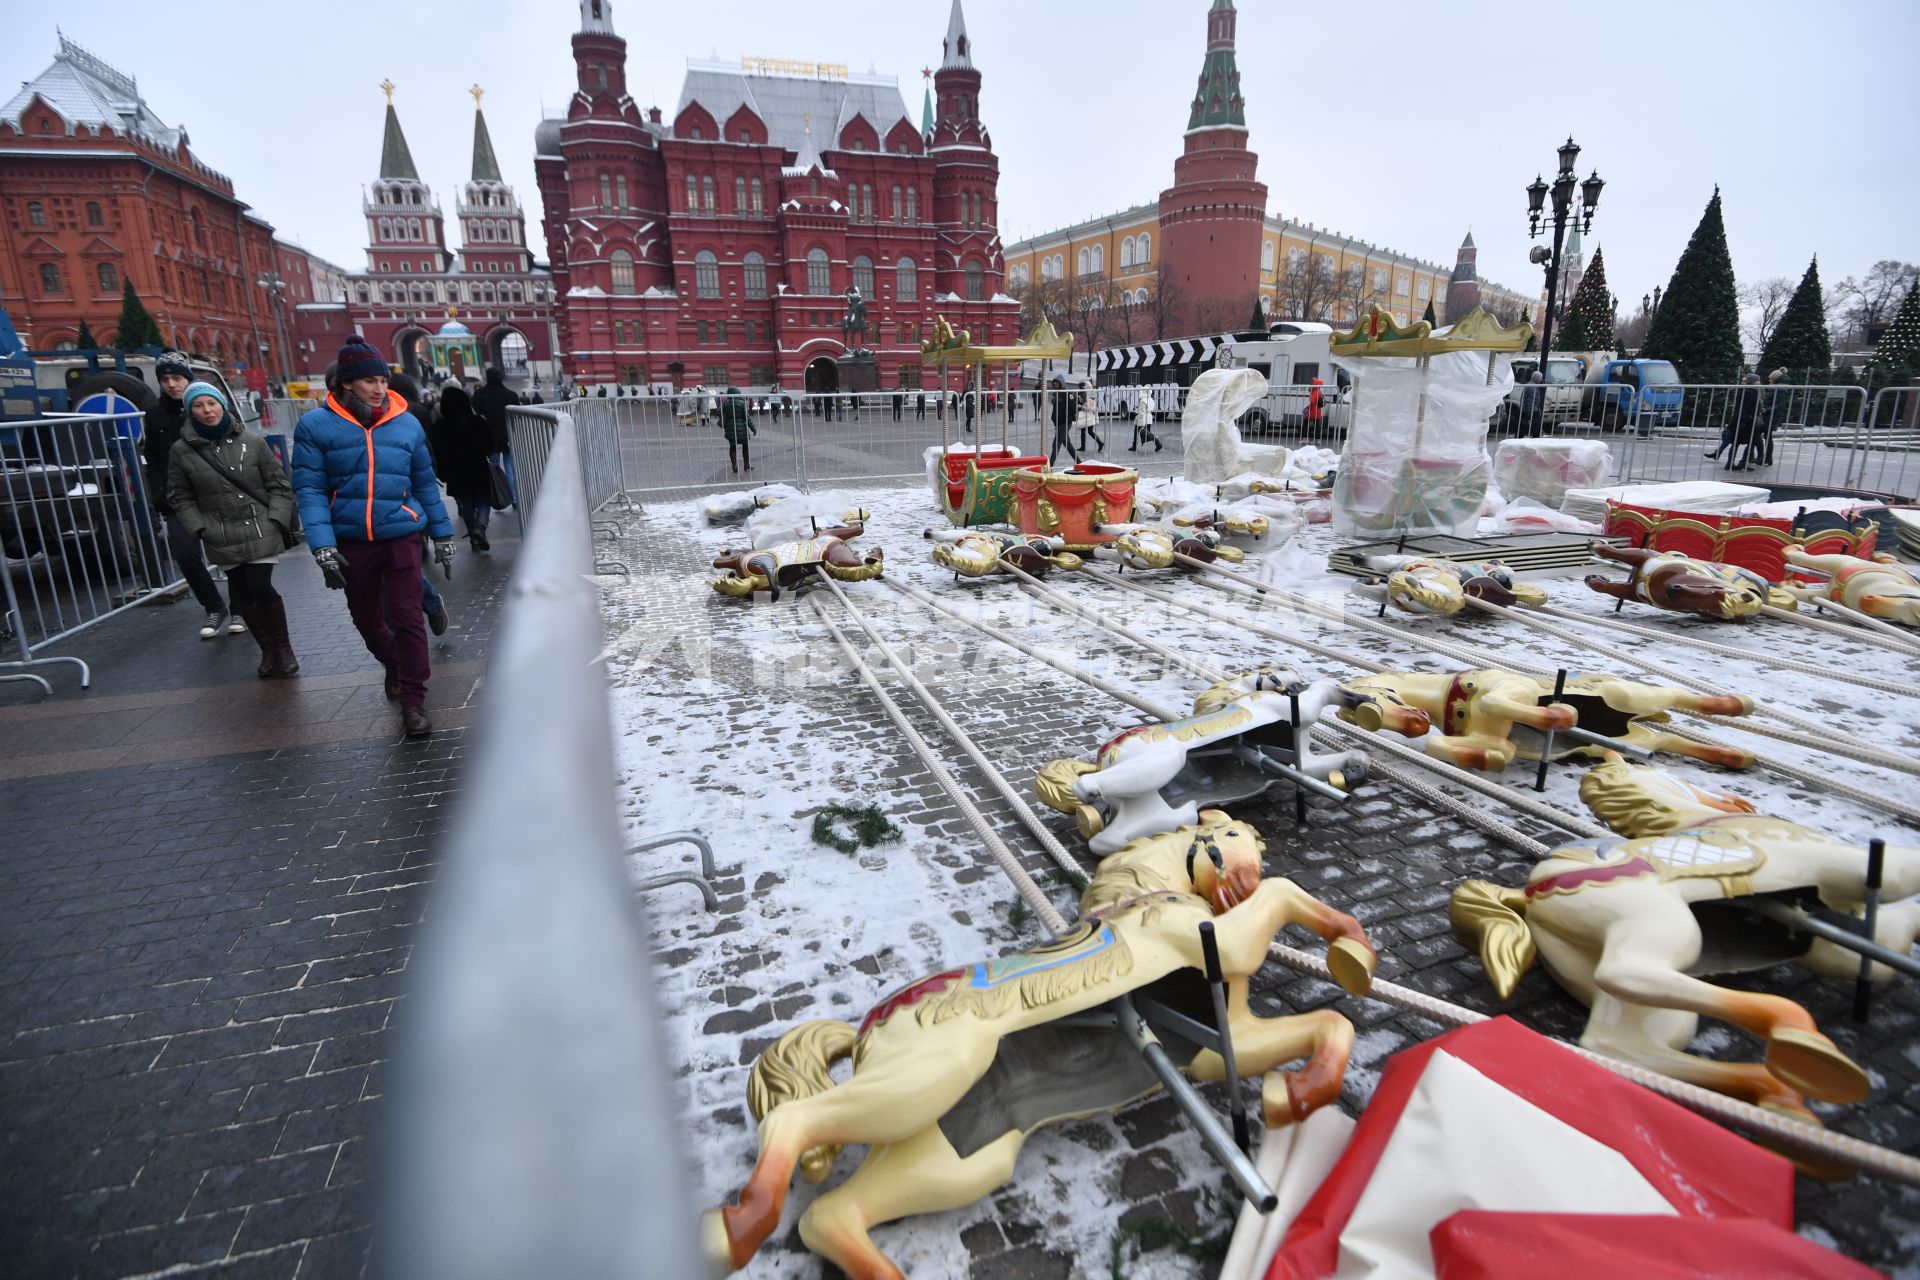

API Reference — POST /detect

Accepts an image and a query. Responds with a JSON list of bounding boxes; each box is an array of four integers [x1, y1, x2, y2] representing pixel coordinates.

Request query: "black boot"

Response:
[[243, 608, 275, 678], [257, 599, 299, 676]]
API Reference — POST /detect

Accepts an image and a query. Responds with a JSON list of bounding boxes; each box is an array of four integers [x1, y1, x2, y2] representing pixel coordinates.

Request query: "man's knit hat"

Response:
[[155, 350, 193, 381], [335, 337, 388, 385]]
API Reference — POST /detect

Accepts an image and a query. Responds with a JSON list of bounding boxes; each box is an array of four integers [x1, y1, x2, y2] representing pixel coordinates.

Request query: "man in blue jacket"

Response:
[[293, 337, 455, 737]]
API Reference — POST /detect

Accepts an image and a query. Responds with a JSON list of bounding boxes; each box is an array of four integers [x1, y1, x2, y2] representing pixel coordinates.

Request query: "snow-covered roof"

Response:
[[1, 35, 187, 152], [677, 59, 909, 157]]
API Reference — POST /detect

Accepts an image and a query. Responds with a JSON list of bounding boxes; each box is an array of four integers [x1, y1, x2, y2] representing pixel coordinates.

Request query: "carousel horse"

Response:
[[1170, 507, 1273, 544], [1585, 544, 1794, 620], [1350, 554, 1547, 617], [922, 527, 1084, 579], [1785, 549, 1920, 627], [711, 526, 882, 601], [704, 812, 1378, 1280], [1336, 667, 1755, 772], [1451, 752, 1920, 1125], [1092, 522, 1245, 571], [1036, 668, 1381, 853]]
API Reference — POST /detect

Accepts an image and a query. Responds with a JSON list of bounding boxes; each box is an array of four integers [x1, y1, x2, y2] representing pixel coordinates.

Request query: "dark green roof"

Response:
[[380, 103, 419, 181], [471, 107, 501, 182], [1188, 51, 1245, 129]]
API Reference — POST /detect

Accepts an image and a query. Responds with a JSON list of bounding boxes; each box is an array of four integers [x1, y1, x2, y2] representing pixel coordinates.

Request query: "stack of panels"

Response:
[[1328, 532, 1627, 578]]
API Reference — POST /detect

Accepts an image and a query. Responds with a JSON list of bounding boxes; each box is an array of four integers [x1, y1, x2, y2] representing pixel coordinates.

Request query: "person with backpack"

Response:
[[166, 382, 299, 677], [471, 366, 520, 506], [1047, 376, 1081, 466], [429, 385, 496, 552], [142, 350, 239, 638], [721, 384, 757, 473]]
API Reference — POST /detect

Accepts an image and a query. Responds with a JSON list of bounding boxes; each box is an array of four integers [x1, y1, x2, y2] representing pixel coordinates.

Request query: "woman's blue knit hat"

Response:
[[182, 380, 227, 413]]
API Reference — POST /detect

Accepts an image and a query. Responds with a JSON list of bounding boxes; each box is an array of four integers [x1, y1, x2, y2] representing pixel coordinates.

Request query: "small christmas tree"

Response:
[[1246, 295, 1267, 332], [74, 319, 99, 350], [1555, 246, 1615, 352], [1867, 285, 1920, 385], [1422, 299, 1437, 326], [1758, 258, 1832, 380], [113, 280, 163, 350], [1641, 188, 1743, 384]]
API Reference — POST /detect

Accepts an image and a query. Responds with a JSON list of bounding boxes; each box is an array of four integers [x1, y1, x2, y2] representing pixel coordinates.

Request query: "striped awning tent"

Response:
[[1094, 334, 1221, 374]]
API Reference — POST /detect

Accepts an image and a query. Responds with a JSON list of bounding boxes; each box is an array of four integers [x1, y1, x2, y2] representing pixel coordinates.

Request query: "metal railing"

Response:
[[379, 406, 702, 1280], [1, 410, 185, 694]]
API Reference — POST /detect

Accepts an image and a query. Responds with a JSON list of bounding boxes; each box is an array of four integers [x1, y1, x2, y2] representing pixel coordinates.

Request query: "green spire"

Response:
[[1188, 1, 1246, 130], [380, 100, 419, 181], [922, 84, 935, 137], [471, 104, 502, 182]]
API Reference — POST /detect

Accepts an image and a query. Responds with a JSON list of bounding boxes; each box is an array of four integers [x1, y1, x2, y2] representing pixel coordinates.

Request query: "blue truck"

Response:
[[1582, 358, 1684, 433]]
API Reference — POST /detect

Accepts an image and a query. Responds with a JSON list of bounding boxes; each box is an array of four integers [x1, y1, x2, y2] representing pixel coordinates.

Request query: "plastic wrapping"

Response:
[[1493, 439, 1613, 508], [1178, 367, 1273, 483], [1331, 350, 1514, 538]]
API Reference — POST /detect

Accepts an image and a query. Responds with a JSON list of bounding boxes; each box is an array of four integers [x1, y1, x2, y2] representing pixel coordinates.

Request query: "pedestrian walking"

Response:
[[295, 338, 456, 738], [722, 384, 757, 473], [963, 389, 976, 435], [1522, 371, 1546, 438], [1725, 373, 1764, 471], [892, 390, 904, 421], [1074, 384, 1105, 453], [142, 350, 240, 638], [167, 382, 299, 677], [1129, 389, 1163, 452], [1048, 377, 1081, 466], [916, 391, 927, 421], [471, 365, 520, 506], [329, 365, 449, 636], [1759, 367, 1790, 467], [429, 386, 496, 552]]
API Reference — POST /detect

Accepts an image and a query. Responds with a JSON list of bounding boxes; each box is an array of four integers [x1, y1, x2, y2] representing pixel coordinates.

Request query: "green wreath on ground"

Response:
[[811, 802, 903, 855]]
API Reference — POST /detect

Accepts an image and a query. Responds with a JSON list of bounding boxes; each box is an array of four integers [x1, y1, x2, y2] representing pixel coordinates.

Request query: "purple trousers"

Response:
[[340, 537, 429, 708]]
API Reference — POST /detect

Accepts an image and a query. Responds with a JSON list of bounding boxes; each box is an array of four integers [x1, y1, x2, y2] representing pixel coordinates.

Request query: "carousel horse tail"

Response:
[[1047, 551, 1086, 572], [747, 1019, 860, 1184], [1034, 759, 1105, 840], [712, 574, 762, 598], [1448, 880, 1539, 1001], [822, 558, 885, 584]]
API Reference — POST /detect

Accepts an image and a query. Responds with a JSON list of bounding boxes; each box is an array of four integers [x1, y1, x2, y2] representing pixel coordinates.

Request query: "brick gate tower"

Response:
[[929, 0, 1002, 304], [1157, 0, 1267, 333]]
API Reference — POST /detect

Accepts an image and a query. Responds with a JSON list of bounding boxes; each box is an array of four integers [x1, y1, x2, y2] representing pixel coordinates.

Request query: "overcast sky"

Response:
[[10, 0, 1916, 309]]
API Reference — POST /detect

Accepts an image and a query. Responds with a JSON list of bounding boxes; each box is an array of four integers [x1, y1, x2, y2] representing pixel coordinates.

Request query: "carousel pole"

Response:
[[1001, 360, 1010, 453]]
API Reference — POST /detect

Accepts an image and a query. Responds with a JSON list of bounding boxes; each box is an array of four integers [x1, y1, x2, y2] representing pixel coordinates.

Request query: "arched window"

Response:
[[1077, 248, 1090, 277], [743, 251, 767, 298], [806, 247, 831, 295], [1120, 238, 1135, 269], [694, 249, 720, 298], [600, 173, 612, 207], [686, 174, 699, 211], [38, 262, 61, 293], [616, 174, 628, 209], [891, 185, 903, 222], [734, 177, 746, 212], [478, 223, 492, 242], [86, 202, 103, 227], [379, 217, 393, 239], [965, 261, 984, 302], [895, 256, 918, 301], [97, 262, 116, 292], [906, 186, 918, 224], [750, 177, 764, 214], [702, 175, 716, 212], [1090, 245, 1104, 274], [1137, 233, 1150, 264], [863, 184, 874, 222], [27, 202, 45, 227], [851, 255, 874, 299], [356, 284, 370, 304], [610, 248, 635, 294], [974, 193, 985, 227]]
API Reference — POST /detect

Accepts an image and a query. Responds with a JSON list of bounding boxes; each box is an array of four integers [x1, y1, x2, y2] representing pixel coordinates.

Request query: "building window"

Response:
[[1397, 273, 1410, 297], [750, 177, 764, 214], [743, 251, 767, 298], [716, 320, 729, 344], [38, 262, 62, 293], [697, 320, 709, 344], [807, 247, 831, 295], [809, 176, 819, 199], [27, 202, 45, 227], [906, 186, 918, 224], [380, 217, 393, 239], [750, 363, 776, 384], [965, 261, 984, 302], [864, 184, 874, 222], [357, 284, 370, 304], [610, 248, 636, 294], [686, 174, 699, 211], [975, 193, 985, 227], [1077, 248, 1090, 277], [1090, 244, 1104, 274], [86, 202, 103, 227], [1137, 234, 1149, 264], [1374, 267, 1388, 292], [703, 364, 728, 387], [891, 185, 903, 222], [851, 255, 874, 299], [1261, 241, 1275, 272], [895, 256, 918, 301], [1121, 238, 1135, 269], [599, 173, 612, 208], [97, 262, 116, 292], [898, 363, 921, 389], [617, 174, 628, 209], [694, 249, 720, 298], [400, 261, 411, 273], [743, 320, 756, 345], [1417, 277, 1431, 301], [702, 175, 716, 212], [1347, 264, 1363, 288]]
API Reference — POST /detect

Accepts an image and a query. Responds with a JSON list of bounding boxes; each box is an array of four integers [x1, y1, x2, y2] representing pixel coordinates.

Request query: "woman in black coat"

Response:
[[430, 387, 497, 551]]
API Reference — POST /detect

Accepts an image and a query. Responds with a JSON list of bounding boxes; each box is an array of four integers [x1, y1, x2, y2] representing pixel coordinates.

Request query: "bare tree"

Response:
[[1739, 276, 1794, 353], [1142, 275, 1186, 342], [1191, 294, 1243, 338], [1615, 299, 1654, 353], [1275, 252, 1340, 323], [1830, 260, 1919, 348]]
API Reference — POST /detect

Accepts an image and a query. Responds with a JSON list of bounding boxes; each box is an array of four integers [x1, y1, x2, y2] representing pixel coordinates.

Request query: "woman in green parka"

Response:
[[721, 385, 757, 474], [167, 382, 300, 677]]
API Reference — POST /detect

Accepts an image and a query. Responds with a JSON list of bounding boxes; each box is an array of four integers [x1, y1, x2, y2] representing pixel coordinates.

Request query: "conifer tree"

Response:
[[1867, 285, 1920, 385], [1247, 295, 1267, 332], [1422, 299, 1437, 326], [74, 318, 98, 350], [1758, 258, 1832, 379], [1555, 246, 1615, 352], [1640, 188, 1743, 383], [112, 280, 162, 350]]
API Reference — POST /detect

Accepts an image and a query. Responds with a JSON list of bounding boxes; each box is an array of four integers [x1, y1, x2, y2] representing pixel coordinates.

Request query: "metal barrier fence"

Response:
[[1, 410, 184, 694], [379, 408, 701, 1279]]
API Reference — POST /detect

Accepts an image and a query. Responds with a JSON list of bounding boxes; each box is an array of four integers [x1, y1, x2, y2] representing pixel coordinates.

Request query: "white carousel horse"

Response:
[[705, 813, 1378, 1280], [1037, 668, 1378, 853], [1349, 554, 1547, 616], [1785, 549, 1920, 626], [1452, 753, 1920, 1125]]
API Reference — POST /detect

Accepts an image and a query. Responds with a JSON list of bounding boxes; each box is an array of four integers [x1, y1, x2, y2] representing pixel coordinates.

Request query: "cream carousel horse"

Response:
[[1336, 667, 1755, 771], [1092, 522, 1245, 570], [710, 526, 882, 600], [704, 813, 1377, 1280], [1452, 753, 1920, 1124], [1170, 507, 1274, 545], [922, 527, 1084, 578], [1785, 549, 1920, 626], [1350, 554, 1547, 617], [1037, 668, 1379, 853]]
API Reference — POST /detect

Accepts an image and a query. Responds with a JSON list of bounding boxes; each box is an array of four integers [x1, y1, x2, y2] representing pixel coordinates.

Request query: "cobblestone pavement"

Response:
[[607, 480, 1919, 1278], [0, 530, 519, 1278]]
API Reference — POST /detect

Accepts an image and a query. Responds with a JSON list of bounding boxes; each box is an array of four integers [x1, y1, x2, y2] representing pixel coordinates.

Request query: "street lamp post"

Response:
[[1525, 136, 1604, 362], [256, 272, 294, 386]]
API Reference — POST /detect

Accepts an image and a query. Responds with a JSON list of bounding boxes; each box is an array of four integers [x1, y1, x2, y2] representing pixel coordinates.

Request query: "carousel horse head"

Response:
[[1173, 509, 1272, 541], [1353, 555, 1543, 616], [1332, 676, 1435, 738], [1577, 751, 1756, 837], [710, 529, 882, 599], [923, 528, 1084, 578], [1080, 810, 1268, 919], [1784, 549, 1920, 626]]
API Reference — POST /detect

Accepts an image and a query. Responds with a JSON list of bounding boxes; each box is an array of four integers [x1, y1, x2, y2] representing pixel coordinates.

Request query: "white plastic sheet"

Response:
[[1180, 368, 1273, 484], [1493, 438, 1613, 508]]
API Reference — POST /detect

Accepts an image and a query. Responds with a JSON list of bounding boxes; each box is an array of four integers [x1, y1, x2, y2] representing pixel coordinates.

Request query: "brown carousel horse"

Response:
[[703, 813, 1376, 1280], [1585, 544, 1795, 620], [922, 527, 1084, 578], [711, 526, 882, 601], [1092, 522, 1244, 570], [1336, 667, 1755, 771]]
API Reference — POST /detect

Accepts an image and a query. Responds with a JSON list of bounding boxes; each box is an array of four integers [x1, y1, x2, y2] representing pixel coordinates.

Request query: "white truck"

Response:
[[1213, 322, 1350, 436]]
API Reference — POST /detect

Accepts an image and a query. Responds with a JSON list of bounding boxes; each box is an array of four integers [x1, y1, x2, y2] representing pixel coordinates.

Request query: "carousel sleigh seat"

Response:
[[1013, 462, 1140, 549], [933, 446, 1049, 527]]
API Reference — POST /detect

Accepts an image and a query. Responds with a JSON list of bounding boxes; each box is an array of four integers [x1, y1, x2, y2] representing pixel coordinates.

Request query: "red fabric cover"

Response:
[[1263, 1017, 1797, 1280], [1429, 1211, 1884, 1280], [1605, 501, 1879, 583]]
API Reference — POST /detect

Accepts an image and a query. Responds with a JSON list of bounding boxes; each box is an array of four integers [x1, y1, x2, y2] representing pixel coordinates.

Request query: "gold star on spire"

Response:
[[379, 79, 395, 104], [469, 84, 484, 107]]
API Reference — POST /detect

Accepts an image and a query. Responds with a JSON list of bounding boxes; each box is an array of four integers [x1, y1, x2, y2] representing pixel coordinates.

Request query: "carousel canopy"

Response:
[[920, 318, 1075, 367], [1330, 304, 1533, 358]]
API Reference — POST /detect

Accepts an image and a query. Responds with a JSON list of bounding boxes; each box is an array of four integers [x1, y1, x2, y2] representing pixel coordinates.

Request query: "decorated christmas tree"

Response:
[[1867, 284, 1920, 385], [1554, 246, 1615, 352], [1640, 188, 1742, 383], [112, 280, 164, 350], [1758, 258, 1832, 379], [75, 318, 99, 350]]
